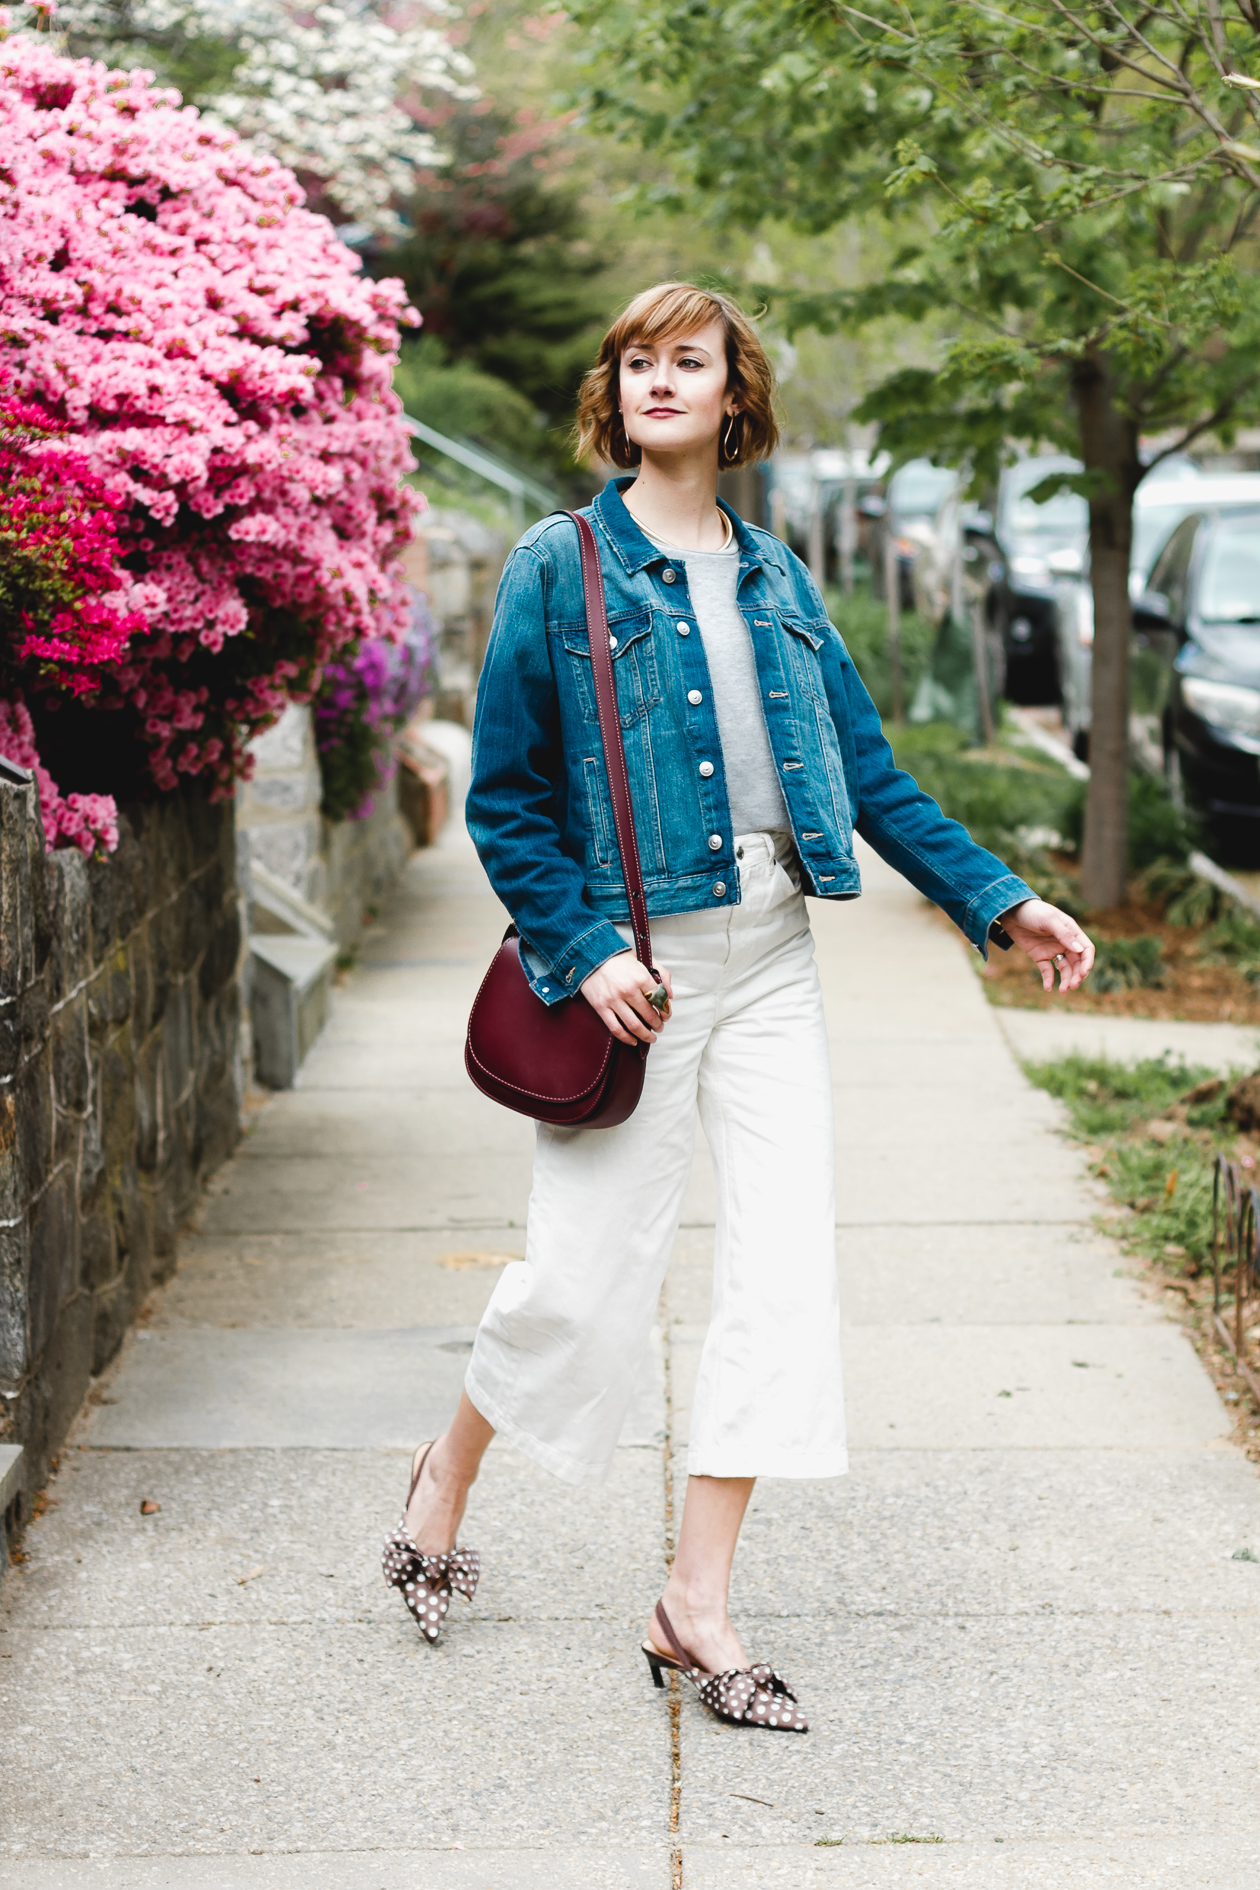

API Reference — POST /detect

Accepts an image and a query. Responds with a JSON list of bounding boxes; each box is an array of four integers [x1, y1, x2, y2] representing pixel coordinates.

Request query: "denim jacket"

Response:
[[467, 476, 1034, 1005]]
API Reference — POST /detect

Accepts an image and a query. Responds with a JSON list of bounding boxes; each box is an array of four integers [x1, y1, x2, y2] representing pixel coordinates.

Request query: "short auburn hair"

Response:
[[573, 282, 779, 471]]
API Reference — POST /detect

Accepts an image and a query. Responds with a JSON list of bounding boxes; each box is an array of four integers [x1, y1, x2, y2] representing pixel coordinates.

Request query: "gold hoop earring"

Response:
[[721, 413, 741, 466]]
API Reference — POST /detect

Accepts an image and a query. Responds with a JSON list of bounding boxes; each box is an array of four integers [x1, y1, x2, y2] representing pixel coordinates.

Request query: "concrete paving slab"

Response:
[[830, 1098, 1090, 1227], [0, 1849, 672, 1889], [669, 1324, 1229, 1451], [676, 1612, 1260, 1843], [0, 1621, 670, 1854], [724, 1450, 1260, 1621], [239, 1089, 533, 1160], [159, 1231, 517, 1330], [682, 1838, 1260, 1887], [0, 1446, 666, 1632], [0, 1852, 676, 1882], [834, 1224, 1159, 1327], [80, 1325, 665, 1451], [196, 1153, 534, 1236], [995, 1005, 1260, 1075]]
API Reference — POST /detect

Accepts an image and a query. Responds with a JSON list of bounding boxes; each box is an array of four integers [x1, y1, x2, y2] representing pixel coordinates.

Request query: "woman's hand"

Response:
[[1000, 898, 1094, 992], [580, 951, 674, 1046]]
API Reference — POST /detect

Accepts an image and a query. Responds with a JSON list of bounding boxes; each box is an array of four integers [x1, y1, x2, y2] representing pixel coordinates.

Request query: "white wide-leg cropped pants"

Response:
[[465, 832, 847, 1486]]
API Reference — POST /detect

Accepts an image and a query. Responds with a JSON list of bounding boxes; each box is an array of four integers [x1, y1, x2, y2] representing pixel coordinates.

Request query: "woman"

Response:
[[383, 283, 1093, 1730]]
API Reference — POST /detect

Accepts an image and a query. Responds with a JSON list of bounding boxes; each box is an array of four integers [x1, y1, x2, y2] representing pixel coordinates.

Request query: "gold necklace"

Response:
[[626, 494, 733, 550]]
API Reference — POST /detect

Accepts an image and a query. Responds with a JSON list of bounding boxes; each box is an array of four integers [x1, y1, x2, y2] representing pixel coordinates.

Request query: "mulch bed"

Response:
[[978, 890, 1260, 1023]]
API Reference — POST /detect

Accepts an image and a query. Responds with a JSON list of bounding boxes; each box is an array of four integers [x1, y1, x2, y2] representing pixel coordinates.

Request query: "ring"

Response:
[[1053, 953, 1067, 968]]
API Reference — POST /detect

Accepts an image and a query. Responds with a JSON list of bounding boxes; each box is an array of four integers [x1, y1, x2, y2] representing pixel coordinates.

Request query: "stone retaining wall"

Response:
[[0, 776, 242, 1520]]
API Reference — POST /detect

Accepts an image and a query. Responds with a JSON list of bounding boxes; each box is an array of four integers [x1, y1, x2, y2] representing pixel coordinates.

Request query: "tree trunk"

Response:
[[1074, 349, 1140, 909]]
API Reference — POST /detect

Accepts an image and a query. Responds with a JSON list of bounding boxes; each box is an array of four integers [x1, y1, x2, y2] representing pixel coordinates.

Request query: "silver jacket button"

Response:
[[662, 567, 677, 583], [708, 834, 722, 850], [712, 881, 726, 897], [699, 761, 714, 778], [687, 689, 702, 705], [676, 621, 691, 636]]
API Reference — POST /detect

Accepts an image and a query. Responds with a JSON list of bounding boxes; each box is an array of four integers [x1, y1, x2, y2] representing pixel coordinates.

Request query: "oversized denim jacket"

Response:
[[467, 476, 1035, 1005]]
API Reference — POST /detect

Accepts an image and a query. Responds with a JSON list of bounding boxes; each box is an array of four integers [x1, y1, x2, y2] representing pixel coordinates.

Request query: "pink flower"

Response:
[[0, 32, 423, 800], [0, 698, 117, 855]]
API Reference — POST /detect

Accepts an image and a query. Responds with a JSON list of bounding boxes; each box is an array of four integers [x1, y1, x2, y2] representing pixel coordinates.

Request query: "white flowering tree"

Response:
[[54, 0, 476, 233]]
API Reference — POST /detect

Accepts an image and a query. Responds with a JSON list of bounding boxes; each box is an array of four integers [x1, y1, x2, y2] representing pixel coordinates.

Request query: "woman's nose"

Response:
[[650, 376, 674, 397]]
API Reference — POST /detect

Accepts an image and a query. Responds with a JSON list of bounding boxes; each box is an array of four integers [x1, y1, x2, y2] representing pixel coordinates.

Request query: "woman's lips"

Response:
[[644, 406, 683, 417]]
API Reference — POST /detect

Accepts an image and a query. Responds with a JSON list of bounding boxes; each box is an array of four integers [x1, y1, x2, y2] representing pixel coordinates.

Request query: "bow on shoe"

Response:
[[696, 1661, 808, 1732], [381, 1526, 481, 1644]]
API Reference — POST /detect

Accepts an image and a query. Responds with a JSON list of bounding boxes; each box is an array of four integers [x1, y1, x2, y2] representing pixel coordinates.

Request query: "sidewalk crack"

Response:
[[661, 1288, 682, 1890]]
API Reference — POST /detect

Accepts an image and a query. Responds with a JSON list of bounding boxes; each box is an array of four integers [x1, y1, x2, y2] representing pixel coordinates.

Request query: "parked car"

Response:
[[910, 489, 998, 629], [867, 459, 959, 607], [766, 448, 888, 582], [986, 454, 1089, 703], [1055, 472, 1260, 760], [1148, 504, 1260, 860]]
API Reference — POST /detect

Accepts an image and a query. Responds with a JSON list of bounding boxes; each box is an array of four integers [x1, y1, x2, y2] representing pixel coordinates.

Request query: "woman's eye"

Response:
[[627, 355, 652, 371], [678, 356, 704, 371]]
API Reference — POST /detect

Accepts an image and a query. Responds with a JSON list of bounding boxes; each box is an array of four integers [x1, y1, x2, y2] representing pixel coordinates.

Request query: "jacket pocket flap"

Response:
[[781, 617, 825, 653], [562, 613, 652, 661]]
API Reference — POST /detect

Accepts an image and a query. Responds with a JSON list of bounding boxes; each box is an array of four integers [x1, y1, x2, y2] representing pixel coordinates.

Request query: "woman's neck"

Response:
[[622, 454, 727, 552]]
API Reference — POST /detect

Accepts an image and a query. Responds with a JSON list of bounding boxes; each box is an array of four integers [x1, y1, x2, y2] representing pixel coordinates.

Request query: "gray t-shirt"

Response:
[[644, 530, 789, 837]]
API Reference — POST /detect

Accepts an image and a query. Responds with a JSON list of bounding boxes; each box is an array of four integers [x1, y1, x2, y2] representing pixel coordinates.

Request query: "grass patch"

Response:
[[1022, 1052, 1237, 1270]]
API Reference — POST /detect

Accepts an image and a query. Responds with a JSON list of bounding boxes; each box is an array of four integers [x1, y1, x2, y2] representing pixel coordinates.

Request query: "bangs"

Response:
[[607, 285, 734, 355]]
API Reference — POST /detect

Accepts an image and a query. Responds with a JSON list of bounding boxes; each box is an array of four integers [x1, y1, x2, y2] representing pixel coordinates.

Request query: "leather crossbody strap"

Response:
[[566, 510, 653, 971]]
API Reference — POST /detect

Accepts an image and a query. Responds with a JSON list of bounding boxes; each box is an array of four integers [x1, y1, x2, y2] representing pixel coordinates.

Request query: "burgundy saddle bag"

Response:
[[464, 511, 661, 1129]]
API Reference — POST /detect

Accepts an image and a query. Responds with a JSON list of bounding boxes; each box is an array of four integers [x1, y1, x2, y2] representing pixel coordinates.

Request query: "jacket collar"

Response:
[[592, 474, 780, 579]]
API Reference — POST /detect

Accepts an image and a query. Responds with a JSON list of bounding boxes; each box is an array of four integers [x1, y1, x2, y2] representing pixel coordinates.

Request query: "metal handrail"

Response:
[[401, 412, 560, 531]]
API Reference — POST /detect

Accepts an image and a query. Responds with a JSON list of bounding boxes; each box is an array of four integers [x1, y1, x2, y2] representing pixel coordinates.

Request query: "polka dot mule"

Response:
[[381, 1442, 481, 1645], [642, 1599, 808, 1733]]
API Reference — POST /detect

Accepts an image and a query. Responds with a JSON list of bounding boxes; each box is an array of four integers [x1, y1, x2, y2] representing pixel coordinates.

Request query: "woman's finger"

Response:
[[613, 998, 657, 1043]]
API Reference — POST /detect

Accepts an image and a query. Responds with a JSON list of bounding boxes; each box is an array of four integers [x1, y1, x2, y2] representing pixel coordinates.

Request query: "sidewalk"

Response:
[[3, 815, 1260, 1888]]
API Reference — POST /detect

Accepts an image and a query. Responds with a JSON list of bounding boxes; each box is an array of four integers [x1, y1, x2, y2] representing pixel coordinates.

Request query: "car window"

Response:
[[1149, 515, 1199, 622], [1004, 485, 1089, 534], [889, 461, 956, 519], [1198, 516, 1260, 624], [1132, 501, 1196, 581]]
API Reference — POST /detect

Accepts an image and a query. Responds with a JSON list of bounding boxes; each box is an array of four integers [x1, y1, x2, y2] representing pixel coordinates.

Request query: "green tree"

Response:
[[572, 0, 1260, 904], [385, 100, 611, 475]]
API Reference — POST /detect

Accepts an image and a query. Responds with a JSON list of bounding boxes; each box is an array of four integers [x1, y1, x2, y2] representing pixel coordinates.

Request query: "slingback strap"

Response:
[[566, 511, 654, 975], [653, 1600, 697, 1669]]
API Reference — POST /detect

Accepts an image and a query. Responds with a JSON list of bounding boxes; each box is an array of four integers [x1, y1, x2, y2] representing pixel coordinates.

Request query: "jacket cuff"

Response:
[[965, 875, 1037, 959], [519, 918, 631, 1007]]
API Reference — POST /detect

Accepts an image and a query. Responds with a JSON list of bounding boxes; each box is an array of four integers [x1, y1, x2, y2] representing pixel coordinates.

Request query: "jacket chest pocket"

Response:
[[561, 616, 660, 727], [781, 617, 829, 702]]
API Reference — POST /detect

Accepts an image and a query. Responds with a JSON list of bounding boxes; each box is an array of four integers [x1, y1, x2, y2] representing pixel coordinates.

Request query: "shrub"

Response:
[[1090, 935, 1167, 992], [0, 379, 152, 850], [1061, 769, 1197, 873], [314, 592, 435, 822], [0, 29, 420, 812]]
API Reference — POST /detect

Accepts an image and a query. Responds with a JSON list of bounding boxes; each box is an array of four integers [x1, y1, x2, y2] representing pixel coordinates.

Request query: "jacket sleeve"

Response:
[[834, 641, 1035, 956], [465, 543, 630, 1005]]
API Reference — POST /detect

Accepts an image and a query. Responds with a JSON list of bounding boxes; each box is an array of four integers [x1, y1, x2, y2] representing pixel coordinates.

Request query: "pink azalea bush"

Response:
[[0, 698, 119, 855], [0, 378, 150, 851], [0, 25, 421, 836]]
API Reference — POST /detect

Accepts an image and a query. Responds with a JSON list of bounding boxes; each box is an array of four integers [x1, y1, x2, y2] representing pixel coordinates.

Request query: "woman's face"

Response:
[[618, 320, 735, 464]]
